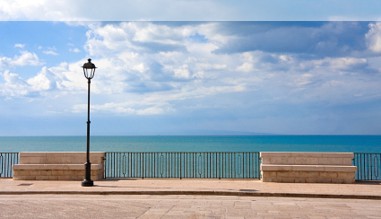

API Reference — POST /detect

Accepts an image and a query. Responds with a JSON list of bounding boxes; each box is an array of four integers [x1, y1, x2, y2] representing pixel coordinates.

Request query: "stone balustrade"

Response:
[[13, 152, 105, 180], [260, 152, 357, 183]]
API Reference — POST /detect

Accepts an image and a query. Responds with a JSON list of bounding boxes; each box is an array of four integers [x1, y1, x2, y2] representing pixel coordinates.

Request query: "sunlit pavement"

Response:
[[1, 179, 381, 218], [1, 179, 381, 199], [1, 194, 381, 218]]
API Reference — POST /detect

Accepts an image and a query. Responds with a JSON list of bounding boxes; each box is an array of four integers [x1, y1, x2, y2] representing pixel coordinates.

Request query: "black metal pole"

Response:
[[82, 78, 94, 186]]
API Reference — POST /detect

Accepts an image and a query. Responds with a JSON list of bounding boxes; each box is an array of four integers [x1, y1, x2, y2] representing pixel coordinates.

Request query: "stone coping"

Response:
[[18, 152, 106, 164], [260, 152, 354, 158], [260, 152, 354, 165], [261, 164, 357, 172], [13, 164, 103, 170], [19, 151, 106, 154], [260, 152, 353, 158]]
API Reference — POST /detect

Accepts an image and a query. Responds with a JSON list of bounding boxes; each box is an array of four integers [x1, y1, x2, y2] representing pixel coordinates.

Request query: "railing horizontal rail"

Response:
[[353, 153, 381, 181], [105, 152, 261, 179], [0, 152, 19, 178]]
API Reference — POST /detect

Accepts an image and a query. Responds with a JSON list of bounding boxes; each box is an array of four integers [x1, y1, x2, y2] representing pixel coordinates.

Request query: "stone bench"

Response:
[[13, 152, 105, 180], [260, 152, 357, 183]]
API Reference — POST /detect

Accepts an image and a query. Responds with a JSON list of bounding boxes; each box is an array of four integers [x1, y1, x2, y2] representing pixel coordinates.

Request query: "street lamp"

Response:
[[81, 58, 96, 187]]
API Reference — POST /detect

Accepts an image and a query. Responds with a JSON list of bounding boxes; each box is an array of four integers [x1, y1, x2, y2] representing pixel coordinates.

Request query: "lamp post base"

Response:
[[82, 161, 93, 187], [81, 180, 94, 187]]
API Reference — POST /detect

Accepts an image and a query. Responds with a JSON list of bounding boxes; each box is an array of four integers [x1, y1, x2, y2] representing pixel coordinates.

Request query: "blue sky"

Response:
[[0, 2, 381, 135]]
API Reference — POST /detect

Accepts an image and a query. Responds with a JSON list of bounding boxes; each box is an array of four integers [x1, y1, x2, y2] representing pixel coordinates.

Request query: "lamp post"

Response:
[[81, 58, 96, 187]]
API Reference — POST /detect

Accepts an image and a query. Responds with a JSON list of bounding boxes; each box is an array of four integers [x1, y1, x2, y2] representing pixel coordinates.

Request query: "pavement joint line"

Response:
[[1, 190, 381, 200]]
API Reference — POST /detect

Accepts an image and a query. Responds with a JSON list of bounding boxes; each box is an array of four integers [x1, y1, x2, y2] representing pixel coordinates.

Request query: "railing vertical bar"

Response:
[[6, 153, 9, 177], [359, 153, 362, 180], [229, 152, 231, 178], [114, 152, 117, 178], [9, 153, 13, 178], [105, 153, 111, 179], [112, 152, 116, 178], [360, 153, 363, 180], [113, 153, 121, 177], [104, 153, 107, 178], [109, 152, 112, 178], [209, 152, 212, 178], [1, 153, 5, 177], [141, 152, 144, 179], [7, 153, 9, 178], [105, 153, 108, 178], [153, 153, 156, 178], [222, 152, 225, 178], [217, 152, 219, 179]]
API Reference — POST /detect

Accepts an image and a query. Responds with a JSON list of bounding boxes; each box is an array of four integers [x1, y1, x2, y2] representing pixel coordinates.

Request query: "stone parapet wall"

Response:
[[13, 152, 105, 181], [260, 152, 357, 184]]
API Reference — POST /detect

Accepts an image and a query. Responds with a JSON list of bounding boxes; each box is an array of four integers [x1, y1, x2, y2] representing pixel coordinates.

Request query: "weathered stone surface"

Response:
[[260, 152, 356, 184], [13, 152, 105, 181]]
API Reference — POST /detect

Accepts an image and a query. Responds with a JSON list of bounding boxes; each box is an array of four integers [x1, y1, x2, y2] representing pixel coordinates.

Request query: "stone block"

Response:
[[294, 157, 319, 165], [260, 152, 356, 184], [277, 177, 295, 183], [261, 176, 275, 182], [260, 157, 272, 164], [261, 171, 277, 178], [297, 171, 319, 178], [305, 177, 332, 183], [294, 178, 306, 183], [14, 176, 35, 180], [13, 152, 105, 181], [319, 172, 338, 178], [331, 178, 346, 184]]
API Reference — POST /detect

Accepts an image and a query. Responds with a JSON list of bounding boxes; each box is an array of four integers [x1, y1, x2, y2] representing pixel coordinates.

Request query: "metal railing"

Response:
[[0, 152, 19, 178], [105, 152, 261, 179], [353, 153, 381, 181]]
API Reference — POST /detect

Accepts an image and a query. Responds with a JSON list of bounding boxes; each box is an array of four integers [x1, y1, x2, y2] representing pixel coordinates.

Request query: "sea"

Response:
[[0, 135, 380, 153]]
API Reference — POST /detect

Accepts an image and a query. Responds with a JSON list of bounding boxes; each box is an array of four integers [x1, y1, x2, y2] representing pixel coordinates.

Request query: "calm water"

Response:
[[0, 135, 380, 152]]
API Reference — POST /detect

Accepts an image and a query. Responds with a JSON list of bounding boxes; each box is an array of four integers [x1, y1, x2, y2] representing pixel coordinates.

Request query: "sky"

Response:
[[0, 1, 381, 135]]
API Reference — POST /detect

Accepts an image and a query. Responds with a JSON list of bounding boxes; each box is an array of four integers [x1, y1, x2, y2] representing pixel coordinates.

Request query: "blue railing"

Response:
[[0, 152, 19, 178], [353, 153, 381, 181], [105, 152, 261, 179]]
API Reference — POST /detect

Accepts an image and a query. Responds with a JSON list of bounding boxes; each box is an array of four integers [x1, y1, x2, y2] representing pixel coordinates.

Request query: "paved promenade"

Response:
[[1, 179, 381, 199], [1, 179, 381, 218]]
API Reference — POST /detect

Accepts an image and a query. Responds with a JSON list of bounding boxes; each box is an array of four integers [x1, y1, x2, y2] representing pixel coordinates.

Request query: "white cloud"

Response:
[[366, 22, 381, 53], [1, 21, 381, 135], [237, 52, 255, 73], [2, 21, 381, 121], [74, 22, 381, 115], [69, 48, 81, 53], [0, 0, 82, 21], [0, 67, 59, 99], [0, 51, 42, 69], [0, 60, 85, 100], [48, 61, 87, 92], [3, 0, 381, 22], [0, 71, 29, 97], [11, 51, 41, 66], [303, 57, 368, 72], [42, 48, 59, 56], [27, 67, 56, 91], [14, 43, 25, 49], [0, 0, 235, 21]]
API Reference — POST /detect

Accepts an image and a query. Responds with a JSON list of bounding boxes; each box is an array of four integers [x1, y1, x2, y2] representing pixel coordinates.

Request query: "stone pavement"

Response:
[[1, 179, 381, 199], [1, 194, 381, 218], [1, 179, 381, 218]]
